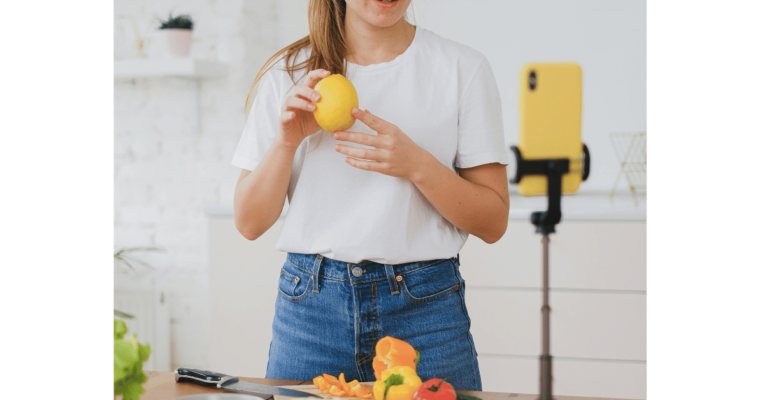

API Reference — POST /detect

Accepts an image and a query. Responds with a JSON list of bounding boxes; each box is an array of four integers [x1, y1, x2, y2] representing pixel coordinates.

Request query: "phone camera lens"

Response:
[[529, 71, 537, 90]]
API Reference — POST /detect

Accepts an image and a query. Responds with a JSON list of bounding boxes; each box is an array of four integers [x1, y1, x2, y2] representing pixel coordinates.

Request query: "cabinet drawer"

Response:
[[468, 289, 646, 361], [479, 355, 646, 399], [460, 221, 646, 291]]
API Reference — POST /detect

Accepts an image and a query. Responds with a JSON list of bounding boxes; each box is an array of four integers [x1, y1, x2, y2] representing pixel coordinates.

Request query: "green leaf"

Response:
[[456, 392, 483, 400], [115, 247, 162, 255], [414, 349, 420, 365], [114, 369, 148, 400], [158, 14, 193, 30], [114, 247, 162, 272], [115, 310, 134, 319], [114, 319, 128, 340]]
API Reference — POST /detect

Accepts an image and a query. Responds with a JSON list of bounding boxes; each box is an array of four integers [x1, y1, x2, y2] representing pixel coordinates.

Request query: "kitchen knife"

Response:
[[175, 368, 322, 399]]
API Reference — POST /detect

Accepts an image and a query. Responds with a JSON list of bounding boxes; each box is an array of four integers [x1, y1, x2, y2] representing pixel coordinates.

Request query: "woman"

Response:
[[232, 0, 509, 390]]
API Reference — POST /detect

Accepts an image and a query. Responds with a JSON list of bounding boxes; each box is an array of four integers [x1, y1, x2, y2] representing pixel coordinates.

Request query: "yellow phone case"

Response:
[[518, 63, 583, 196]]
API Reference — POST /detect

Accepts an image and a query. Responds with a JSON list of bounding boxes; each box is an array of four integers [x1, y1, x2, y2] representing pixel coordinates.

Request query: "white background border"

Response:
[[2, 0, 759, 399]]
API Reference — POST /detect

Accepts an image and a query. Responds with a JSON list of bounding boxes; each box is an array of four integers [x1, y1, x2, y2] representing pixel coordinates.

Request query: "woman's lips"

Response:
[[374, 0, 398, 9]]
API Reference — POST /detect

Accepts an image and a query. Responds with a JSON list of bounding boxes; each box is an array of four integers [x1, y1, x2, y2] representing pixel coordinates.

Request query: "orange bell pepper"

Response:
[[373, 336, 421, 381]]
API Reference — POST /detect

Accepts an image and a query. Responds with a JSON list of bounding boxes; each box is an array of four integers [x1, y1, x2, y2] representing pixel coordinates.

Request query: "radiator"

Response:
[[114, 273, 171, 371]]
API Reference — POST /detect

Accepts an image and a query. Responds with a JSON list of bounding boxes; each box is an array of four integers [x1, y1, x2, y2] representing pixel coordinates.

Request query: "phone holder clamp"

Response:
[[509, 146, 570, 235]]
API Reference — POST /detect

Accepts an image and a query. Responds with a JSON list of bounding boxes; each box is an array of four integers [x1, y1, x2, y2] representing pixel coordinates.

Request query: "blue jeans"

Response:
[[265, 252, 482, 390]]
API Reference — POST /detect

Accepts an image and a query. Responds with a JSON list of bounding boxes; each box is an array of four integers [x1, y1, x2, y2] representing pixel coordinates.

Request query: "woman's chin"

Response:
[[368, 16, 403, 28]]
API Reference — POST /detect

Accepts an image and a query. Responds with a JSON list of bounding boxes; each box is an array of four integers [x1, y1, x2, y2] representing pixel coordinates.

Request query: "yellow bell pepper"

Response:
[[372, 366, 422, 400], [373, 336, 421, 381]]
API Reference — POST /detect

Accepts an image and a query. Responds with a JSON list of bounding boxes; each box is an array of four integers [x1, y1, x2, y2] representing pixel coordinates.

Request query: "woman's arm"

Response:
[[233, 137, 299, 240], [412, 157, 509, 244], [334, 108, 509, 244], [234, 69, 331, 240]]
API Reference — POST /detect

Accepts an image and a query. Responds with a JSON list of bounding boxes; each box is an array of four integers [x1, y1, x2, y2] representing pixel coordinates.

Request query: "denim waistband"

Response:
[[285, 252, 460, 293]]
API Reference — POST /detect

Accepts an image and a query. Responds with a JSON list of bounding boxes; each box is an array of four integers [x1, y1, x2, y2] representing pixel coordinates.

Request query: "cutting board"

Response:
[[274, 384, 374, 400]]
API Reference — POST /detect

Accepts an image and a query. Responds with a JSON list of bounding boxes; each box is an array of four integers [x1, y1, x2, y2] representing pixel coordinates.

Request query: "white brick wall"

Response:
[[114, 0, 280, 369]]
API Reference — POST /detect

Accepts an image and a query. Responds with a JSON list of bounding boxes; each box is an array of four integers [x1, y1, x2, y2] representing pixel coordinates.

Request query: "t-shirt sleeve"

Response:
[[455, 58, 509, 169], [231, 70, 282, 171]]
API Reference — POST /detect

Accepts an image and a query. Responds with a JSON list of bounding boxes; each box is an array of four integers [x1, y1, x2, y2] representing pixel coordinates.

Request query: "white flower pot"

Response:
[[164, 28, 192, 57]]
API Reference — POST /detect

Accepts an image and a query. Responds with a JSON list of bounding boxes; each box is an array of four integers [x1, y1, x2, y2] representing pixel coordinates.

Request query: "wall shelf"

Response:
[[114, 58, 229, 79]]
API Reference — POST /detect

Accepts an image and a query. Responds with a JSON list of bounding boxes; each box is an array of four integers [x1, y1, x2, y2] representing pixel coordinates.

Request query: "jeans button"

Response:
[[351, 266, 363, 278]]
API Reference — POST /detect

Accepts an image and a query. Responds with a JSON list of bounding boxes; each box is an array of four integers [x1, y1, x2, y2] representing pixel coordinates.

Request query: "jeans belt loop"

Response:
[[384, 264, 399, 295], [312, 254, 324, 293]]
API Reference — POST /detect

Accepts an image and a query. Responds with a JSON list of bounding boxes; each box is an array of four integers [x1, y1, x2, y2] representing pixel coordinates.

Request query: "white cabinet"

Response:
[[463, 220, 646, 399], [208, 217, 285, 379]]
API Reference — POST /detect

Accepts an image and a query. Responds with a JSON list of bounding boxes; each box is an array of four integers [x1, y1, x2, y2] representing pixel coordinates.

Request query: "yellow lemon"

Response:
[[313, 74, 359, 133]]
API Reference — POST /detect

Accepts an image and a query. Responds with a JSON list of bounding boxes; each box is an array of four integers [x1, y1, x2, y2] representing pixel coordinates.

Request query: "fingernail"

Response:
[[312, 93, 320, 101], [352, 108, 360, 114], [334, 133, 341, 139], [309, 104, 315, 110]]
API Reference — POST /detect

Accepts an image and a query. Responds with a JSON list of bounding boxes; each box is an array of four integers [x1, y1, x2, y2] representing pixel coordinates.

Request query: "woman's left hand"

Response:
[[333, 108, 428, 181]]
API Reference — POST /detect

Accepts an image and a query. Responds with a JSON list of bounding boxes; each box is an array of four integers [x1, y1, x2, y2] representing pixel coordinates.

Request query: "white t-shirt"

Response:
[[232, 27, 508, 264]]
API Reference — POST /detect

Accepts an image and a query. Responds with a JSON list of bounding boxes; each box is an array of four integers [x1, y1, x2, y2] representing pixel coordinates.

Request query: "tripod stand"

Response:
[[510, 145, 590, 400]]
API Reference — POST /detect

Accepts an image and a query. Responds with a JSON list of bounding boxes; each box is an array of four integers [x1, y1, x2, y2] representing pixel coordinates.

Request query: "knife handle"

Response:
[[175, 368, 240, 388]]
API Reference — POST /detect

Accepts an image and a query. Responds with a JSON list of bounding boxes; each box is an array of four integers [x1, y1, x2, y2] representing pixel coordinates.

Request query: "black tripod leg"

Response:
[[538, 233, 553, 400]]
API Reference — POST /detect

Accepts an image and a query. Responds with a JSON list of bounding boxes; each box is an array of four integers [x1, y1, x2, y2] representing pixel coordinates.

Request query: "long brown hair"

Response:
[[244, 0, 350, 115]]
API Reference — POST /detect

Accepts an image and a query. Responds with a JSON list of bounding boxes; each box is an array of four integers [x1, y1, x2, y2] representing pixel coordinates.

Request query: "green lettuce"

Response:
[[114, 319, 151, 400]]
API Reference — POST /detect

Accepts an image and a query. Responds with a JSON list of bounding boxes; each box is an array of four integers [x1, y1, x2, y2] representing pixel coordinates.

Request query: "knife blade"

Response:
[[175, 368, 322, 399]]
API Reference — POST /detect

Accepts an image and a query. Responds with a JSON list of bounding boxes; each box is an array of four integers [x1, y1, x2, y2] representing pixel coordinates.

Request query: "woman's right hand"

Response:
[[278, 69, 331, 149]]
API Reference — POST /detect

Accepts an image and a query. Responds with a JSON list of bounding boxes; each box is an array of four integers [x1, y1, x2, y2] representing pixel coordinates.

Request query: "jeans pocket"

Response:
[[400, 259, 461, 305], [277, 259, 313, 302]]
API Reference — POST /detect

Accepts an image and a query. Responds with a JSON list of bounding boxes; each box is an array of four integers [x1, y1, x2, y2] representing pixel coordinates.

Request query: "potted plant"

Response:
[[157, 13, 193, 57]]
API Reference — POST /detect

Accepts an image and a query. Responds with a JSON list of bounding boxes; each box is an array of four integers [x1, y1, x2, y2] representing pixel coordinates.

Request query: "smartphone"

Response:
[[517, 63, 583, 196]]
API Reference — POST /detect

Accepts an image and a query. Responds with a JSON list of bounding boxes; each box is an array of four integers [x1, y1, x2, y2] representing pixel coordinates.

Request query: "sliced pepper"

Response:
[[373, 336, 420, 381], [313, 376, 326, 392], [324, 374, 339, 386], [312, 372, 372, 398], [329, 385, 347, 397], [346, 379, 359, 395], [355, 385, 374, 399], [373, 365, 422, 400]]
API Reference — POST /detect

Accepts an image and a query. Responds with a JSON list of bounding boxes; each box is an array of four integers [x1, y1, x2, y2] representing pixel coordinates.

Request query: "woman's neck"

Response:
[[344, 13, 416, 66]]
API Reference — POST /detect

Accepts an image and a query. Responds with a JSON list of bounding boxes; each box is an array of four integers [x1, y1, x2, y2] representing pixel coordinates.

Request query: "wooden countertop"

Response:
[[140, 371, 621, 400]]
